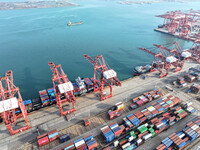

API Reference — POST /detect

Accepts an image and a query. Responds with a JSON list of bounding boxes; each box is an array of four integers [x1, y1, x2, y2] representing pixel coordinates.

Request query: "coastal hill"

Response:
[[0, 1, 78, 10]]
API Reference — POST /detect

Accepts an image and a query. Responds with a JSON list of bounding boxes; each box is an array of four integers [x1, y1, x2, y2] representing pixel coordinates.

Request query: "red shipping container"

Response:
[[119, 139, 128, 146], [48, 129, 57, 135], [76, 144, 87, 150], [88, 142, 98, 150], [156, 144, 167, 150], [37, 133, 48, 140], [163, 112, 169, 117], [138, 131, 148, 138], [49, 135, 59, 142], [38, 136, 49, 147], [140, 116, 147, 123], [151, 117, 158, 124], [133, 97, 139, 103], [134, 110, 144, 119], [103, 146, 111, 150]]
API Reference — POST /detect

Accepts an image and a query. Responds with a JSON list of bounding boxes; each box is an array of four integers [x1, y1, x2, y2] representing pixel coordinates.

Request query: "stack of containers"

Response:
[[156, 116, 200, 150], [154, 118, 169, 133], [47, 88, 56, 103], [72, 82, 80, 96], [141, 109, 152, 120], [84, 134, 98, 150], [156, 144, 167, 150], [31, 98, 42, 110], [169, 133, 186, 150], [190, 83, 200, 94], [186, 106, 196, 113], [137, 124, 148, 134], [60, 134, 70, 143], [173, 107, 188, 121], [131, 89, 163, 108], [147, 106, 158, 117], [108, 110, 120, 120], [101, 126, 115, 143], [130, 103, 138, 109], [127, 114, 140, 127], [161, 137, 173, 149], [39, 90, 50, 106], [74, 138, 87, 150], [148, 127, 155, 137], [177, 76, 187, 87], [134, 110, 144, 119], [84, 78, 93, 92], [48, 129, 59, 142], [37, 133, 49, 147], [123, 118, 133, 129], [169, 116, 176, 126], [115, 102, 124, 111], [64, 143, 75, 150], [184, 74, 196, 83], [109, 122, 124, 138], [192, 72, 200, 80], [154, 103, 164, 114], [23, 99, 32, 112], [130, 131, 137, 140]]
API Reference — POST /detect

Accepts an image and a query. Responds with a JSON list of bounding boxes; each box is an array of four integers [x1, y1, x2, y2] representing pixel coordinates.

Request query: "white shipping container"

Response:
[[114, 140, 119, 147], [103, 69, 117, 80], [128, 136, 134, 142], [142, 133, 152, 141], [186, 102, 192, 107], [156, 123, 164, 128], [178, 133, 185, 139], [187, 107, 194, 112], [0, 97, 19, 113], [58, 82, 74, 94], [191, 124, 199, 131], [75, 140, 85, 147], [136, 138, 142, 145], [101, 126, 109, 131], [122, 142, 130, 149]]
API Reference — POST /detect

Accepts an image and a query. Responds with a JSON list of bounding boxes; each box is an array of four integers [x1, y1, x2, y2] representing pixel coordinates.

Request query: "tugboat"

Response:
[[134, 64, 151, 76], [67, 21, 83, 26]]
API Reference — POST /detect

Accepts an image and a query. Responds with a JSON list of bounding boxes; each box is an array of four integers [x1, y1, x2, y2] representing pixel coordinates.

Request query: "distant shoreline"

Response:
[[0, 1, 78, 10]]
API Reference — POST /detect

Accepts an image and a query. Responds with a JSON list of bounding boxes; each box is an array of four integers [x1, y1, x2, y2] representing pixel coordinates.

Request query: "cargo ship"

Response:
[[134, 64, 151, 76], [0, 76, 100, 123], [67, 21, 83, 26]]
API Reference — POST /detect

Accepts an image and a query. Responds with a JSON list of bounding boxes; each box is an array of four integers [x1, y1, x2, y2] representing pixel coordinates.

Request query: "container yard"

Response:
[[155, 9, 200, 42], [1, 2, 200, 150], [0, 61, 200, 150]]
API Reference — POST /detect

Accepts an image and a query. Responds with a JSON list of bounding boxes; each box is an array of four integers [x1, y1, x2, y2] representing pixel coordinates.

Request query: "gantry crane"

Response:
[[0, 71, 31, 135], [190, 40, 200, 63], [139, 44, 180, 78], [48, 62, 76, 116], [153, 42, 185, 72], [156, 9, 200, 38], [83, 55, 121, 101]]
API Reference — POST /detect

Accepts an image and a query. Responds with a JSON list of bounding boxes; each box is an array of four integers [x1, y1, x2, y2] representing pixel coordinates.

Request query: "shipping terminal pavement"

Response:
[[1, 61, 200, 150]]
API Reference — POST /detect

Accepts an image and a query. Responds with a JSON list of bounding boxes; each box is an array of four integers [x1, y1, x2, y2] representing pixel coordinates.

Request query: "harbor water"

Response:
[[0, 0, 199, 99]]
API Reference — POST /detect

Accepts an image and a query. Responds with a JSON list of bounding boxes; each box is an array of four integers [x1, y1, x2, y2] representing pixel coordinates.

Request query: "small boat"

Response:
[[134, 64, 151, 76], [67, 21, 83, 26]]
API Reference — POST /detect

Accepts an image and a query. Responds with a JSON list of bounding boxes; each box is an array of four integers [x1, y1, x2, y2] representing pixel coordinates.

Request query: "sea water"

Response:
[[0, 0, 199, 98]]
